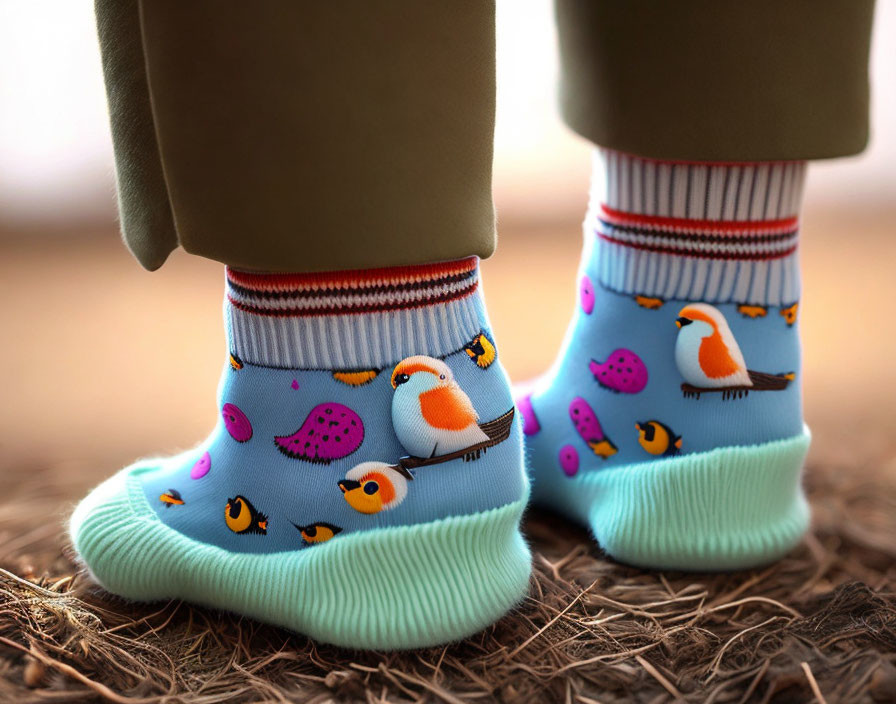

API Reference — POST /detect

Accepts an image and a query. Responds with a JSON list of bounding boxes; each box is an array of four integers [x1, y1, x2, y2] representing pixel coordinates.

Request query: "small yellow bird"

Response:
[[332, 369, 379, 386], [159, 489, 184, 508], [636, 421, 682, 456], [634, 295, 664, 310], [588, 439, 618, 459], [780, 302, 799, 326], [737, 304, 768, 319], [293, 522, 342, 544], [464, 333, 497, 369], [339, 461, 409, 514], [225, 495, 268, 535], [229, 353, 243, 370]]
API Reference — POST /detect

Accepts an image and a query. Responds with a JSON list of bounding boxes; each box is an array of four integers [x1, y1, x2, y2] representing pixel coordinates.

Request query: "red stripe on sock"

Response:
[[599, 204, 798, 235], [226, 280, 479, 317], [227, 257, 478, 293]]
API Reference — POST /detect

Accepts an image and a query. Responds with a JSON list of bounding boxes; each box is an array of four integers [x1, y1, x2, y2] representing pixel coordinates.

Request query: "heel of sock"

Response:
[[533, 430, 811, 570], [592, 430, 811, 570]]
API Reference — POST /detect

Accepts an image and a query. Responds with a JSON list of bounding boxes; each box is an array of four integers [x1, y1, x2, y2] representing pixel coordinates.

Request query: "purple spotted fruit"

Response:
[[589, 348, 648, 394], [190, 451, 211, 479], [569, 397, 617, 459], [580, 275, 595, 315], [275, 402, 364, 463], [558, 444, 579, 477], [517, 394, 541, 436], [222, 403, 253, 442]]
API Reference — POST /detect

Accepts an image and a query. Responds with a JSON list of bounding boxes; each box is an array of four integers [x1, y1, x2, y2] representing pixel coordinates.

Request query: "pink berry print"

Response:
[[569, 397, 618, 459], [291, 379, 300, 390], [580, 275, 595, 315], [558, 444, 579, 477], [569, 397, 604, 440], [275, 402, 364, 463], [589, 348, 648, 394], [222, 403, 253, 442], [516, 394, 541, 436], [190, 451, 211, 479]]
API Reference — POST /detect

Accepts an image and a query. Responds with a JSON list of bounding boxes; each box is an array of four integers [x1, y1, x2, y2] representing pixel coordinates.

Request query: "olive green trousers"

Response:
[[96, 0, 874, 273]]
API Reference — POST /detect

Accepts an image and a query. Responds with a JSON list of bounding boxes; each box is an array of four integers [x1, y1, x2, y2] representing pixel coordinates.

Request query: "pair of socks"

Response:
[[71, 150, 811, 650]]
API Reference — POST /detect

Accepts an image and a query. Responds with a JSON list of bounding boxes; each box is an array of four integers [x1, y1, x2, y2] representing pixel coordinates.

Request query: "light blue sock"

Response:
[[519, 150, 811, 570], [70, 258, 531, 649]]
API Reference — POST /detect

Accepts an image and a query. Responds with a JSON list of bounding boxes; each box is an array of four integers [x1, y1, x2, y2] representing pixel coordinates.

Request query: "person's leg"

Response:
[[72, 0, 530, 650], [521, 0, 874, 569]]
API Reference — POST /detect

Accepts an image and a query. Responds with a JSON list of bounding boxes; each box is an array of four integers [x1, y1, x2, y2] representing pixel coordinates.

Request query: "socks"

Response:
[[71, 258, 531, 649], [520, 150, 811, 570]]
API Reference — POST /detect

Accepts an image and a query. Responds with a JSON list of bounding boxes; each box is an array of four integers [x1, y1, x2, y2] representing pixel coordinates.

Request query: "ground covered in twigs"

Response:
[[1, 455, 894, 704]]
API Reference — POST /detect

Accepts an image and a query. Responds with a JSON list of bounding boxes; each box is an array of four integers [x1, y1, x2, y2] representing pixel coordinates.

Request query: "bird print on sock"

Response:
[[159, 489, 184, 508], [292, 521, 341, 545], [675, 303, 752, 388], [391, 355, 489, 458], [225, 495, 268, 535], [636, 420, 682, 456], [675, 303, 792, 399], [338, 461, 409, 514], [463, 332, 497, 369]]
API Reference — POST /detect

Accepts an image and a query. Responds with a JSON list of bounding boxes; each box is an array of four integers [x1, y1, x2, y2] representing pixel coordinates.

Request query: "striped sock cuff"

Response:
[[588, 150, 806, 306], [225, 258, 484, 370]]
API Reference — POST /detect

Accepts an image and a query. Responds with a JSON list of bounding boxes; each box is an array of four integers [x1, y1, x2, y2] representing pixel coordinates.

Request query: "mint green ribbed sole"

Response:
[[533, 429, 811, 570], [69, 463, 531, 650]]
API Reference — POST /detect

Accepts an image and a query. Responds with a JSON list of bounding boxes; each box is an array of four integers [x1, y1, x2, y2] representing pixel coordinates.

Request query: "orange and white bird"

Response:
[[391, 355, 488, 458], [674, 303, 752, 388]]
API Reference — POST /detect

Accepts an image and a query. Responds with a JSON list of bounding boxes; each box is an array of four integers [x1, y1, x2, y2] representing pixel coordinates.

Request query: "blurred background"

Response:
[[0, 0, 894, 523]]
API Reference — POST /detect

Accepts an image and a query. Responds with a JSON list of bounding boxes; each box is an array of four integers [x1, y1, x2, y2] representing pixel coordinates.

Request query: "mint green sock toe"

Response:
[[71, 462, 531, 650], [531, 431, 811, 570]]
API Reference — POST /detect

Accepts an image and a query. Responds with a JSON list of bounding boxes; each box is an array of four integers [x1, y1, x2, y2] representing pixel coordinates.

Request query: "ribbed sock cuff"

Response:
[[588, 150, 807, 306], [225, 258, 484, 370]]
